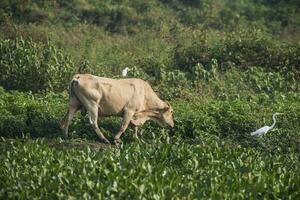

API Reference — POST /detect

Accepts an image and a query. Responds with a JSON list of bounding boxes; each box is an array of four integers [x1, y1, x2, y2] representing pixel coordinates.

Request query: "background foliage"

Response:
[[0, 0, 300, 198], [0, 38, 74, 92]]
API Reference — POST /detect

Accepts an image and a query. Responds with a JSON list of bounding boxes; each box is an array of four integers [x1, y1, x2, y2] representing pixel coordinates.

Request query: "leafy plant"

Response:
[[0, 38, 74, 92], [0, 137, 299, 199]]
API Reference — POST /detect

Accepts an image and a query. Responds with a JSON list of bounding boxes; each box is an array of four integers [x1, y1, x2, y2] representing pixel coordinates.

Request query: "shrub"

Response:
[[0, 37, 75, 92], [173, 34, 211, 73], [79, 4, 140, 34], [0, 89, 63, 138], [215, 30, 300, 70], [173, 29, 300, 74]]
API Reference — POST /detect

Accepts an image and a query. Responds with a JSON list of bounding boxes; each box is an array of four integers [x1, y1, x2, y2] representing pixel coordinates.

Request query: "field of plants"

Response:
[[0, 0, 300, 199]]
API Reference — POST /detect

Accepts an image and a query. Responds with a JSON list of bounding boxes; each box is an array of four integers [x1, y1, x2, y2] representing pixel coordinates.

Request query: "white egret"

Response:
[[250, 112, 283, 137], [122, 67, 130, 77]]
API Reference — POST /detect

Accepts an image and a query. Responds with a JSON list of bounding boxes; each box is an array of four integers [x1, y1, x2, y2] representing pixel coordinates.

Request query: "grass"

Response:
[[1, 136, 299, 199]]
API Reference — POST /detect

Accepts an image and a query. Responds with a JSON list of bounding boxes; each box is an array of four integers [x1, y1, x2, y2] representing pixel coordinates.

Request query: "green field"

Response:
[[0, 0, 300, 199]]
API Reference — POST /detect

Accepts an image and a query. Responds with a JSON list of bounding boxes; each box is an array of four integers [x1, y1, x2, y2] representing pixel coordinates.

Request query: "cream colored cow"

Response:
[[60, 74, 174, 144]]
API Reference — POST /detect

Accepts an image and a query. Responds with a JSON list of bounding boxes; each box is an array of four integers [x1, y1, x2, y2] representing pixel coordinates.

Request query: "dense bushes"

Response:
[[173, 29, 300, 74], [161, 0, 300, 33], [0, 1, 299, 94], [1, 0, 299, 36], [3, 32, 298, 95], [0, 38, 74, 92], [0, 88, 64, 138], [79, 4, 141, 34]]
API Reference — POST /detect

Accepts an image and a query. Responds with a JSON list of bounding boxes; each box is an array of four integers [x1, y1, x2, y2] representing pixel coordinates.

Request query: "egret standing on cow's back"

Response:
[[250, 112, 283, 137], [122, 67, 130, 77]]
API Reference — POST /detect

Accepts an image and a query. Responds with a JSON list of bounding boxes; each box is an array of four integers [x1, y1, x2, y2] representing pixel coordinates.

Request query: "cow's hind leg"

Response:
[[133, 126, 145, 143], [134, 126, 139, 140], [130, 118, 147, 141], [60, 99, 81, 139], [88, 105, 110, 144], [133, 126, 146, 143], [114, 110, 135, 145]]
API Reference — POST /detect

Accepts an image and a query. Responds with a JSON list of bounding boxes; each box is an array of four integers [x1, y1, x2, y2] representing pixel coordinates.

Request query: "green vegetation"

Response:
[[0, 0, 300, 199], [0, 38, 74, 92], [1, 139, 300, 199]]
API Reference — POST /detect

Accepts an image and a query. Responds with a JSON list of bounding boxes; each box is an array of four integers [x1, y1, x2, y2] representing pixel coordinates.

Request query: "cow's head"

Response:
[[158, 102, 174, 128]]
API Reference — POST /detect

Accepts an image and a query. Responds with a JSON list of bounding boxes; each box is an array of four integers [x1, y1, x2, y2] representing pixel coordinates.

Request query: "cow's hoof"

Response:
[[101, 138, 110, 144], [114, 139, 120, 146]]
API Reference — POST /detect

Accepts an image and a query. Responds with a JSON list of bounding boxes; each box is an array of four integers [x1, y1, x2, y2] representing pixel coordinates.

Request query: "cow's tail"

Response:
[[69, 76, 87, 116], [60, 78, 79, 129], [69, 78, 79, 99]]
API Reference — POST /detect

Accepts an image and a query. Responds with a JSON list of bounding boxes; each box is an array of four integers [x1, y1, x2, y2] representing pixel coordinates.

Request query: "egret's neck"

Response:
[[270, 114, 277, 129]]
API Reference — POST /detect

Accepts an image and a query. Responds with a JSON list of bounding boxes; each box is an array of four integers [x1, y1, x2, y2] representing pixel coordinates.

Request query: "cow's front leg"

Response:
[[114, 110, 134, 145], [88, 105, 110, 144], [130, 117, 147, 141]]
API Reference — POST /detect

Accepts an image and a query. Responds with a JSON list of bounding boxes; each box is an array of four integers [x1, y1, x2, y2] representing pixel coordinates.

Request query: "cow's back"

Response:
[[73, 75, 148, 116], [98, 78, 146, 115]]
